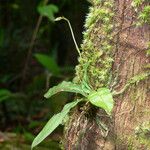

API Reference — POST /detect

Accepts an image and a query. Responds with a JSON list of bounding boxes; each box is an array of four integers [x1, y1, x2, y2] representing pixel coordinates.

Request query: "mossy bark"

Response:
[[64, 0, 150, 149]]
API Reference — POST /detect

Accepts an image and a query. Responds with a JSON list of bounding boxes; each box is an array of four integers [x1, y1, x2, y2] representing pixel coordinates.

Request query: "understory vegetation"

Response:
[[0, 0, 89, 149]]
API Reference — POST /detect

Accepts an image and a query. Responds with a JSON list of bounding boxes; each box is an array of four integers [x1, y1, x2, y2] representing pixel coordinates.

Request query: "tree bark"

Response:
[[64, 0, 150, 149]]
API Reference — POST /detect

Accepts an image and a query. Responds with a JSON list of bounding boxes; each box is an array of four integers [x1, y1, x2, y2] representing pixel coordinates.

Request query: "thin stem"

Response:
[[55, 17, 81, 57]]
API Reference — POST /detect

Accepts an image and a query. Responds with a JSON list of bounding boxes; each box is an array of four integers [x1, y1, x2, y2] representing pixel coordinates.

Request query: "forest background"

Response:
[[0, 0, 89, 149]]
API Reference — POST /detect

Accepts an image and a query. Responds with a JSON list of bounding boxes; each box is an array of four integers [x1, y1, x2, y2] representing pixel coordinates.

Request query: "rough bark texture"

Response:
[[64, 0, 150, 149], [113, 0, 150, 149]]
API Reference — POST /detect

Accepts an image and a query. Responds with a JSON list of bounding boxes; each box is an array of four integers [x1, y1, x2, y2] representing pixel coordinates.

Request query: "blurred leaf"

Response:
[[11, 3, 19, 10], [0, 89, 11, 102], [60, 66, 74, 72], [0, 28, 4, 47], [34, 53, 60, 75], [32, 100, 81, 149], [28, 121, 43, 129], [87, 88, 113, 115], [0, 89, 11, 96], [44, 81, 87, 98], [0, 89, 27, 103], [48, 92, 68, 114], [38, 4, 58, 21], [0, 74, 13, 83], [24, 132, 35, 142], [27, 74, 46, 94]]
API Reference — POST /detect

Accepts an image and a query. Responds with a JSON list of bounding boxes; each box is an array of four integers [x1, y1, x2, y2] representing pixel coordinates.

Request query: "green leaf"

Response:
[[44, 81, 87, 98], [31, 100, 81, 149], [34, 53, 60, 75], [38, 4, 58, 21], [88, 88, 113, 115], [0, 89, 11, 102], [81, 62, 92, 94]]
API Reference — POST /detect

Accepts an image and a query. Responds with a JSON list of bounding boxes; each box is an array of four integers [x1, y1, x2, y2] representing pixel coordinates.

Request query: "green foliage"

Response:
[[147, 50, 150, 56], [44, 81, 87, 98], [129, 72, 150, 84], [74, 0, 114, 88], [24, 132, 35, 143], [32, 63, 114, 148], [0, 0, 89, 149], [88, 88, 113, 115], [138, 6, 150, 24], [35, 53, 60, 75], [31, 99, 81, 149], [38, 4, 59, 21], [0, 89, 27, 104], [113, 72, 150, 96], [81, 62, 92, 93], [0, 89, 11, 102], [131, 0, 143, 7], [32, 12, 113, 144], [135, 122, 150, 146], [146, 42, 150, 56]]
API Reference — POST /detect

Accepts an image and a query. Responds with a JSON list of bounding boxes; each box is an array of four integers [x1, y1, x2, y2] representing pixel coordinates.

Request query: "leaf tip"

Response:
[[44, 93, 48, 98], [31, 141, 35, 150], [31, 136, 40, 150]]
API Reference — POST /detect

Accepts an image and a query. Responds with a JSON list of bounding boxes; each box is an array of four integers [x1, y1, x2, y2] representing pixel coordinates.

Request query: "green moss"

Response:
[[138, 6, 150, 24], [115, 136, 135, 150], [129, 72, 150, 84], [116, 132, 150, 150], [146, 42, 150, 56], [147, 50, 150, 56], [131, 0, 150, 28], [113, 72, 150, 96], [135, 122, 150, 147], [74, 0, 114, 89], [131, 0, 144, 8], [144, 64, 150, 69]]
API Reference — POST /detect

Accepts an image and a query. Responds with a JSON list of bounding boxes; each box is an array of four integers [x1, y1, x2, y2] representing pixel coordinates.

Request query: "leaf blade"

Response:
[[44, 81, 87, 98], [34, 53, 60, 75], [31, 100, 81, 149], [38, 4, 58, 21], [88, 88, 113, 115], [0, 89, 11, 102]]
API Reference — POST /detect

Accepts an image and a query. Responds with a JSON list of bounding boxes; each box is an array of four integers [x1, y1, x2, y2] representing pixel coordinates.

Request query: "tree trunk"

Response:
[[64, 0, 150, 149]]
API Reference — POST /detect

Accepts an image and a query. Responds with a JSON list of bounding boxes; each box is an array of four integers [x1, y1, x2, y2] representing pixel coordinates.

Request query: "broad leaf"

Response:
[[44, 81, 87, 98], [0, 89, 11, 102], [38, 4, 58, 21], [35, 53, 60, 75], [31, 100, 81, 149], [88, 88, 113, 115]]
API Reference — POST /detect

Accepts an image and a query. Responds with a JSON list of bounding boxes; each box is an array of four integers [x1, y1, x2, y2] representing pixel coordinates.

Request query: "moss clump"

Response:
[[131, 0, 144, 8], [139, 6, 150, 23], [113, 72, 150, 96], [73, 0, 115, 89], [146, 42, 150, 56], [132, 0, 150, 26], [135, 122, 150, 147]]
